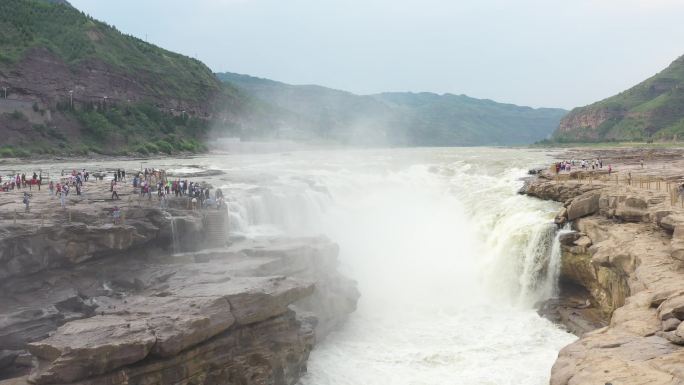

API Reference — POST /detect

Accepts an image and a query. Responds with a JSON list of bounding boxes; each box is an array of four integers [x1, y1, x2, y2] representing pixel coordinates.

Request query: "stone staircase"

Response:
[[202, 210, 228, 247]]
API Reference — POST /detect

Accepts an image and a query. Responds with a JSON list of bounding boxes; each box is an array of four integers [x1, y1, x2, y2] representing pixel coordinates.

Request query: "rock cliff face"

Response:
[[552, 54, 684, 142], [555, 108, 619, 141], [0, 206, 359, 385], [521, 176, 684, 385], [0, 207, 205, 280]]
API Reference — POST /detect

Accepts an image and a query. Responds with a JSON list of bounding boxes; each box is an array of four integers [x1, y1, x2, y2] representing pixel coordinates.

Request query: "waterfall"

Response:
[[543, 224, 572, 299], [169, 216, 180, 255], [147, 148, 579, 384], [516, 222, 558, 305]]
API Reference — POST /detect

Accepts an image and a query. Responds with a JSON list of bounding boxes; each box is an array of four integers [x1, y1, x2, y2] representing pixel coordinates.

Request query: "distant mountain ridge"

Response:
[[218, 72, 568, 146], [0, 0, 567, 156], [554, 55, 684, 142]]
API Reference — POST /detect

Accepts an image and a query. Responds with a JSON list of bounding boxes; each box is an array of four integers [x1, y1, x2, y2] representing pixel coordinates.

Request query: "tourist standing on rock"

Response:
[[112, 182, 120, 200], [640, 159, 644, 168], [608, 165, 612, 175], [58, 186, 65, 208], [22, 192, 30, 212]]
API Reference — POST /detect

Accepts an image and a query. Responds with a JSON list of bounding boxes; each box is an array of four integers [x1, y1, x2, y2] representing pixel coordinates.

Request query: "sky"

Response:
[[69, 0, 684, 110]]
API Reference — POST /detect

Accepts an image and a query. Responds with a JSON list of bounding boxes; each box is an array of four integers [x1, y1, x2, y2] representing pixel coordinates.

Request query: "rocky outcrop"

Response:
[[554, 108, 620, 141], [523, 177, 684, 385], [0, 208, 204, 280], [0, 205, 359, 385]]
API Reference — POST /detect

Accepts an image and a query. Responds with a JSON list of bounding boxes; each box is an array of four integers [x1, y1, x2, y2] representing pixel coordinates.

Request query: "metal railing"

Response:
[[553, 170, 684, 207]]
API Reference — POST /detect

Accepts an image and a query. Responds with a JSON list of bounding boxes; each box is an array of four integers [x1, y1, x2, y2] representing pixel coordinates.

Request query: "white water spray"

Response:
[[207, 148, 576, 385]]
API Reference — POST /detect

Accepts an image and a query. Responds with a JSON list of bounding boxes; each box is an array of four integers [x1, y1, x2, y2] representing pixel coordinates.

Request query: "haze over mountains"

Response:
[[0, 0, 573, 155], [218, 73, 567, 146], [5, 0, 684, 155]]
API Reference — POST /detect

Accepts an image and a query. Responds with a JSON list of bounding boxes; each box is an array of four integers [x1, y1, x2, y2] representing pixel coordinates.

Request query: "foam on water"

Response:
[[212, 148, 576, 384]]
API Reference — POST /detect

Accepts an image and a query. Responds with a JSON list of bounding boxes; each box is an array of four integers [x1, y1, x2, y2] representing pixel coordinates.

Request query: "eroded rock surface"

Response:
[[523, 175, 684, 385], [0, 206, 359, 385]]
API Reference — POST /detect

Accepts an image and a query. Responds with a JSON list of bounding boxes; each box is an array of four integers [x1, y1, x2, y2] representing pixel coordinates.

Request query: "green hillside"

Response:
[[218, 72, 568, 146], [554, 55, 684, 142], [0, 0, 249, 156], [0, 0, 219, 101]]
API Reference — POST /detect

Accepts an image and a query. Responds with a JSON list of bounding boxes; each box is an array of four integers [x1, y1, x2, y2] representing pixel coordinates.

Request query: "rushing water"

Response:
[[13, 147, 575, 384]]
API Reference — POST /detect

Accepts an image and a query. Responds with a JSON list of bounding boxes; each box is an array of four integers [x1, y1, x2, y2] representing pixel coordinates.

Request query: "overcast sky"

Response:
[[69, 0, 684, 109]]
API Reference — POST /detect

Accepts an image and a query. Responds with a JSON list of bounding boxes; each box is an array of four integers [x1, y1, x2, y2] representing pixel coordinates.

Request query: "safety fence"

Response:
[[553, 171, 684, 207]]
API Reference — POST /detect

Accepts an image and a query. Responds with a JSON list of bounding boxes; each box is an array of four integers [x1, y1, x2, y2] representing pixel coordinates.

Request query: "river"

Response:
[[8, 147, 576, 384]]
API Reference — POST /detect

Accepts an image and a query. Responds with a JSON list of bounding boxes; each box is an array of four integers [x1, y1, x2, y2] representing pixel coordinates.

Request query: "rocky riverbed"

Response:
[[0, 180, 359, 385], [521, 153, 684, 385]]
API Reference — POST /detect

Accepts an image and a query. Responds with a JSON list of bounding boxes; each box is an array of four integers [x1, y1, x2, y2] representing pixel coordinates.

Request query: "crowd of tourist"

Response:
[[0, 172, 43, 191], [4, 166, 226, 218], [553, 158, 605, 173]]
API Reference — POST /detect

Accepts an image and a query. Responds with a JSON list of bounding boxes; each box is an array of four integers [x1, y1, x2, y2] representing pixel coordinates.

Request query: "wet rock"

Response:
[[559, 231, 581, 246], [0, 350, 18, 371], [555, 207, 568, 225], [0, 307, 64, 350]]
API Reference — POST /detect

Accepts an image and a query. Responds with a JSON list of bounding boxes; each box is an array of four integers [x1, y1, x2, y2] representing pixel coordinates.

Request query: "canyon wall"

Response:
[[522, 175, 684, 384]]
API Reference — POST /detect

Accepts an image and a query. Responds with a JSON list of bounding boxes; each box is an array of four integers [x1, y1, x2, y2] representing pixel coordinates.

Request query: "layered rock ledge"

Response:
[[0, 201, 359, 385], [521, 172, 684, 385]]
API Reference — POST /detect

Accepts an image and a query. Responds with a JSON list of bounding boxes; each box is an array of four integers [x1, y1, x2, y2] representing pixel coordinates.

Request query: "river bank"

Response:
[[521, 147, 684, 384], [0, 172, 359, 385]]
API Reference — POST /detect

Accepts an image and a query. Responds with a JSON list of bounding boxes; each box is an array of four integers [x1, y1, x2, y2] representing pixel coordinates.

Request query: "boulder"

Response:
[[651, 290, 682, 308], [559, 231, 581, 246], [676, 320, 684, 339], [555, 207, 568, 225], [657, 294, 684, 321], [574, 236, 592, 248], [27, 316, 156, 384], [567, 193, 600, 220], [663, 317, 681, 332], [655, 212, 676, 231], [624, 196, 648, 209]]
